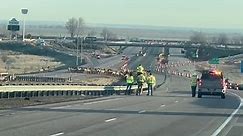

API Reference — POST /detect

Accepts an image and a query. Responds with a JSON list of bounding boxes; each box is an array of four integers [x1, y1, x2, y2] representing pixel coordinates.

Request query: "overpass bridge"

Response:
[[92, 41, 197, 48], [89, 41, 243, 58]]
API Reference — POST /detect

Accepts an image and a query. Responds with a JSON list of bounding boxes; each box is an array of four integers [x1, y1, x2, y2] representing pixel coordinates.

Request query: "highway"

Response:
[[0, 76, 240, 136], [0, 46, 242, 136], [23, 47, 139, 78]]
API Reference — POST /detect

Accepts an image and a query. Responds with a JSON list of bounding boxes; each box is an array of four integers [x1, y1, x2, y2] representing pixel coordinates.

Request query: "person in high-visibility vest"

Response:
[[191, 73, 198, 97], [146, 73, 156, 96], [125, 72, 134, 95], [136, 64, 144, 75], [136, 73, 146, 96]]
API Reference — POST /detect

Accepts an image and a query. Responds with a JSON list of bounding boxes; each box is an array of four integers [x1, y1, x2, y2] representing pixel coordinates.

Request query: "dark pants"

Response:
[[136, 83, 143, 95], [147, 84, 153, 96], [125, 83, 132, 95], [191, 86, 197, 97]]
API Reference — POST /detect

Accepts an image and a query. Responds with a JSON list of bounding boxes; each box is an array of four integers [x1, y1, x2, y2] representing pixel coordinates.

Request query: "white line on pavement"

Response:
[[138, 110, 146, 114], [211, 92, 242, 136], [175, 101, 179, 103], [50, 105, 71, 109], [105, 118, 117, 122], [50, 132, 64, 136], [84, 98, 123, 105], [160, 104, 165, 107]]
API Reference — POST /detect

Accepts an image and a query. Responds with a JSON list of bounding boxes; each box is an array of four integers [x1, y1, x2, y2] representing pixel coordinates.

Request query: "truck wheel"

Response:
[[221, 93, 225, 99], [198, 92, 202, 98]]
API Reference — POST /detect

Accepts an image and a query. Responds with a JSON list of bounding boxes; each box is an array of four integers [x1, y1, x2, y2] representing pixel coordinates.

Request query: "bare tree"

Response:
[[101, 28, 110, 40], [77, 17, 85, 37], [65, 17, 78, 38], [211, 36, 218, 44], [190, 32, 207, 44], [0, 24, 10, 37], [87, 29, 97, 37], [101, 28, 117, 40], [240, 36, 243, 45], [218, 33, 228, 45], [232, 35, 241, 44]]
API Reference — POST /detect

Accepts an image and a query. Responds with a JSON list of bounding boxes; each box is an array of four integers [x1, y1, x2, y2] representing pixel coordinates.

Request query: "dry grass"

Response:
[[0, 51, 64, 74]]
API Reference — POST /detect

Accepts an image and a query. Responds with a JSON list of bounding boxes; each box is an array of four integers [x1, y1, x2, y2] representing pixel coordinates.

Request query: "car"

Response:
[[96, 55, 101, 59], [198, 70, 226, 99]]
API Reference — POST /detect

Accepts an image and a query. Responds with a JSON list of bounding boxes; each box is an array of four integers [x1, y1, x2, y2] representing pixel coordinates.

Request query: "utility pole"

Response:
[[76, 37, 79, 66], [21, 8, 28, 41], [80, 37, 83, 64]]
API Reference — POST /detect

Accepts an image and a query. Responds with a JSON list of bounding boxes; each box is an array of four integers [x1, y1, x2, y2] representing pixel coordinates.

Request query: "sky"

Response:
[[1, 0, 243, 29]]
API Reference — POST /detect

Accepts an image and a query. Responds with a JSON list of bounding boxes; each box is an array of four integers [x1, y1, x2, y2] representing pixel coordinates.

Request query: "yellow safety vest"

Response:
[[191, 76, 197, 86], [147, 75, 156, 84], [126, 76, 134, 84], [137, 66, 144, 73]]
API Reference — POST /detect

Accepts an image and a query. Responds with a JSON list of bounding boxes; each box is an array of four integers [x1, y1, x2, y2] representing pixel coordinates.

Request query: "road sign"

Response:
[[241, 60, 243, 73], [8, 18, 20, 31], [208, 58, 219, 64]]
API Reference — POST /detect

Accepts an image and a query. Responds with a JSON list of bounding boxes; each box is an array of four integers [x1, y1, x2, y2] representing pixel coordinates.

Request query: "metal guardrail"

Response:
[[0, 85, 131, 92], [0, 84, 147, 99]]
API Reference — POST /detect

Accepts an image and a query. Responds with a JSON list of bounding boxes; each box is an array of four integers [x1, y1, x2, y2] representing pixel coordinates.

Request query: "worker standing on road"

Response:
[[147, 73, 156, 96], [136, 64, 144, 75], [125, 72, 134, 95], [136, 73, 146, 96], [191, 73, 198, 97]]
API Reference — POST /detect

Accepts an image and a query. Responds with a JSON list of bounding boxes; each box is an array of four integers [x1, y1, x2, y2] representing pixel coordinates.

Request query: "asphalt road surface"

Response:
[[0, 75, 240, 136], [1, 47, 242, 136]]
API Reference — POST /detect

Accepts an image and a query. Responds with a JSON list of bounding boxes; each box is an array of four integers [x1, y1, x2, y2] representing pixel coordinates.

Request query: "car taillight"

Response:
[[199, 80, 202, 86]]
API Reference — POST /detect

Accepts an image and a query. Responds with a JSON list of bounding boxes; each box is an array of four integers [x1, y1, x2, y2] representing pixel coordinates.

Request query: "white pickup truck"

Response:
[[198, 70, 226, 99]]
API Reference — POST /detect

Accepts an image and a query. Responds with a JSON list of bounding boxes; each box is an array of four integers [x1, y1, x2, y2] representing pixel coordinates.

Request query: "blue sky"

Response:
[[1, 0, 243, 29]]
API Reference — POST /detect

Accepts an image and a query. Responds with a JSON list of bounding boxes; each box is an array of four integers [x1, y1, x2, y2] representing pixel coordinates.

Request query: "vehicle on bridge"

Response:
[[198, 70, 226, 99], [137, 51, 146, 56]]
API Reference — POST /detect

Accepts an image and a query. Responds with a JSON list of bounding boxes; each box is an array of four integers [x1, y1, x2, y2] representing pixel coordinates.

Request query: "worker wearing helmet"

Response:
[[136, 72, 146, 96], [136, 64, 144, 75], [146, 72, 156, 96], [191, 73, 198, 97], [125, 72, 134, 95]]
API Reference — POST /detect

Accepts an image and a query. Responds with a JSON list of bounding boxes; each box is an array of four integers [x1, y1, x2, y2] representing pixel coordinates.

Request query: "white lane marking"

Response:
[[50, 105, 71, 109], [138, 110, 146, 114], [211, 92, 242, 136], [160, 104, 165, 107], [84, 98, 123, 105], [105, 118, 117, 122], [50, 132, 64, 136], [175, 101, 179, 103]]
